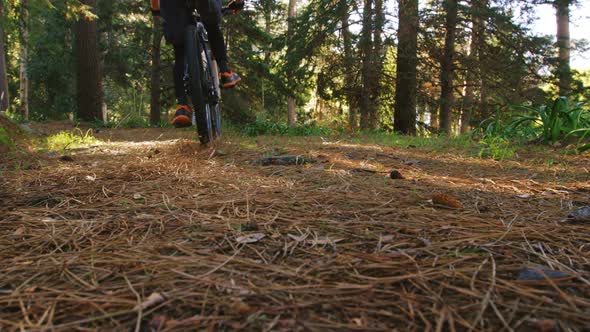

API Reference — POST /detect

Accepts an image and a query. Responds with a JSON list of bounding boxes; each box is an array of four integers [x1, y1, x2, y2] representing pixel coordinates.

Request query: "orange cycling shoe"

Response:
[[220, 70, 241, 89], [171, 105, 192, 128]]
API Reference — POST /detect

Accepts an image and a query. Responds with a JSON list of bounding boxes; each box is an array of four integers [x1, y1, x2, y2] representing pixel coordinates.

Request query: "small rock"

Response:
[[60, 155, 74, 162], [345, 152, 366, 160], [403, 159, 421, 166], [563, 206, 590, 223], [231, 299, 253, 314], [252, 155, 312, 166], [239, 223, 259, 232], [350, 168, 377, 175], [517, 264, 572, 281], [389, 170, 405, 179], [14, 226, 25, 236], [150, 315, 167, 331], [236, 233, 266, 244], [526, 319, 557, 332]]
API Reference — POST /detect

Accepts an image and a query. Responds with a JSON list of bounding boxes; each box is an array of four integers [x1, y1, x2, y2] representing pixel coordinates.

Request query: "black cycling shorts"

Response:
[[160, 0, 222, 46]]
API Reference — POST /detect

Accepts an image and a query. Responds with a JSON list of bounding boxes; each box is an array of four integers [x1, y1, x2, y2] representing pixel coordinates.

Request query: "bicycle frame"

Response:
[[183, 20, 220, 105]]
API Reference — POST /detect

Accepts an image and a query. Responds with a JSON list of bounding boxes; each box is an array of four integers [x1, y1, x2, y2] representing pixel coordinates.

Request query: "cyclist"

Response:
[[151, 0, 243, 127]]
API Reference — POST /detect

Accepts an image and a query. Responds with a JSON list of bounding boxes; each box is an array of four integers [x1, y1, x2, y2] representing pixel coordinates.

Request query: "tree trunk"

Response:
[[263, 0, 272, 62], [438, 0, 458, 134], [0, 1, 9, 112], [341, 3, 357, 130], [287, 0, 297, 127], [19, 0, 29, 120], [393, 0, 418, 135], [150, 15, 162, 126], [262, 0, 272, 111], [555, 0, 571, 96], [461, 0, 484, 134], [359, 0, 373, 129], [368, 0, 384, 129], [75, 0, 103, 122], [473, 0, 487, 124]]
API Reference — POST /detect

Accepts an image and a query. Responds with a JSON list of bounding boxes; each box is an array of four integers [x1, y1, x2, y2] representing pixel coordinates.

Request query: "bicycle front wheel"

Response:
[[185, 25, 211, 145]]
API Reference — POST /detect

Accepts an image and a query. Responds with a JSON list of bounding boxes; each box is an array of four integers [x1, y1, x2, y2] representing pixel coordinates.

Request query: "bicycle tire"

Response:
[[207, 60, 222, 140], [185, 25, 210, 144], [199, 47, 222, 142]]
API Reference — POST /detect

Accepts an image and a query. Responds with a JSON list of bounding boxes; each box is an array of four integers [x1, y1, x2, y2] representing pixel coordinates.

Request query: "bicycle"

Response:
[[184, 0, 241, 144]]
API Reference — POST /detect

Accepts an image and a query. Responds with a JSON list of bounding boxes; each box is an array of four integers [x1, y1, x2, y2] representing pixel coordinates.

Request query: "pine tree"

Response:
[[150, 14, 162, 126], [439, 0, 458, 133], [287, 0, 297, 127], [555, 0, 571, 96], [460, 0, 485, 134], [19, 0, 29, 120], [394, 0, 419, 135], [359, 0, 373, 129], [341, 0, 356, 129], [0, 0, 9, 112], [75, 0, 103, 121]]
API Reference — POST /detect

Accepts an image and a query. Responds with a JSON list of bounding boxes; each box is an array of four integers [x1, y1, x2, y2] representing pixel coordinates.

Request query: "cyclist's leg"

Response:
[[160, 0, 190, 46], [171, 43, 192, 127], [161, 0, 189, 104], [197, 0, 240, 88], [197, 0, 229, 73], [161, 0, 193, 126], [173, 44, 187, 106]]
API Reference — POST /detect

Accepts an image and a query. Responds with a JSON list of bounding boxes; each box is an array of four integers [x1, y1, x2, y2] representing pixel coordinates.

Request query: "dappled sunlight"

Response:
[[1, 124, 589, 330]]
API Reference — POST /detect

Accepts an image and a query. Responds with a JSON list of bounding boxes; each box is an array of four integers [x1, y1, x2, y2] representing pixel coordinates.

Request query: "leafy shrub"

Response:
[[509, 97, 590, 145], [474, 97, 590, 153], [45, 129, 100, 151], [477, 137, 515, 160], [0, 127, 14, 150], [242, 118, 332, 137]]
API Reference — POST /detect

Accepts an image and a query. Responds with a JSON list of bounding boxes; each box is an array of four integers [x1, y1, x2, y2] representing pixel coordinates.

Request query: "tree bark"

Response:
[[287, 0, 297, 127], [0, 1, 9, 112], [368, 0, 384, 128], [555, 0, 571, 96], [75, 0, 103, 122], [438, 0, 458, 133], [150, 15, 162, 126], [359, 0, 373, 129], [19, 0, 29, 120], [461, 0, 484, 134], [393, 0, 418, 135], [341, 2, 357, 130]]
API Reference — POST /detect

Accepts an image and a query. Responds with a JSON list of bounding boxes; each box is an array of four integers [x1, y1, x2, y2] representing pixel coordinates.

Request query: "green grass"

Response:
[[44, 129, 101, 152], [241, 118, 333, 137], [0, 127, 14, 149]]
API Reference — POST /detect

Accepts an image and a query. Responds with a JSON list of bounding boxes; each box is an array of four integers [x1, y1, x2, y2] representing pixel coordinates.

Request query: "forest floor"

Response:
[[1, 122, 590, 331]]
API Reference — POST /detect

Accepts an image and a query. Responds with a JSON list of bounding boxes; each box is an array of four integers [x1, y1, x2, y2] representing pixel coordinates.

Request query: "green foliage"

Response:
[[0, 127, 14, 149], [28, 0, 76, 119], [45, 129, 100, 151], [473, 97, 590, 154], [242, 116, 332, 136], [477, 136, 515, 160], [509, 97, 590, 144]]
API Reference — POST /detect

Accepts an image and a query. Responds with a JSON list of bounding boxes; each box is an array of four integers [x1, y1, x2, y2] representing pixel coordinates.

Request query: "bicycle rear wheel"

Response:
[[208, 60, 222, 140], [185, 25, 211, 144]]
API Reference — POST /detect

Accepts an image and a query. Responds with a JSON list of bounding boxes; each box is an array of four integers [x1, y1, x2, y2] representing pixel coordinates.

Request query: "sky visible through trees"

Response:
[[0, 0, 589, 134], [531, 2, 589, 69]]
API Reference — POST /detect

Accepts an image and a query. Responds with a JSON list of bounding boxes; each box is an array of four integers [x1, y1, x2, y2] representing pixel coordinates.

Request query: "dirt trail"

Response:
[[1, 126, 589, 331]]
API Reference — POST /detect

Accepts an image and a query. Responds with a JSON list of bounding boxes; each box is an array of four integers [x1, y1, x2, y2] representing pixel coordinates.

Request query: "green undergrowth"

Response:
[[43, 129, 102, 152], [241, 117, 334, 137], [0, 127, 14, 149]]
